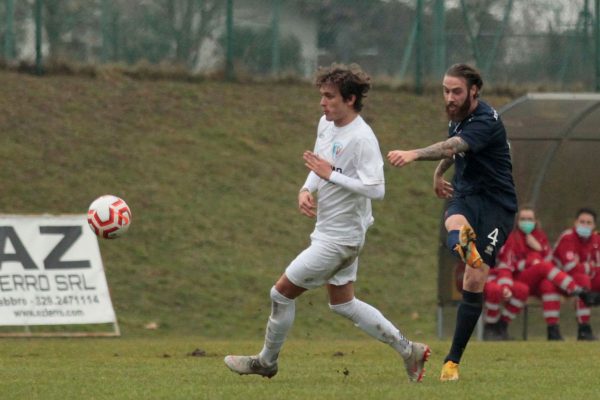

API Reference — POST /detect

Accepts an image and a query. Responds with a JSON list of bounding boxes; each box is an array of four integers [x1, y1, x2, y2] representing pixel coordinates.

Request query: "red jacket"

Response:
[[553, 228, 600, 277], [497, 228, 551, 273], [491, 228, 551, 289]]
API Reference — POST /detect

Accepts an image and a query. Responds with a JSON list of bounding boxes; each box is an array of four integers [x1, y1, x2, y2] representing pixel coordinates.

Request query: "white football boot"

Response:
[[403, 342, 431, 382], [224, 355, 278, 378]]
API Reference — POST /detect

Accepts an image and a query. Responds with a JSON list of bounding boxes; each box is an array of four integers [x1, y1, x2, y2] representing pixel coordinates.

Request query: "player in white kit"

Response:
[[224, 64, 430, 383]]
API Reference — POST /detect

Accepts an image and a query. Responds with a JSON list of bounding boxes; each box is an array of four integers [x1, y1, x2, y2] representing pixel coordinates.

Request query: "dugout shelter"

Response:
[[437, 93, 600, 339]]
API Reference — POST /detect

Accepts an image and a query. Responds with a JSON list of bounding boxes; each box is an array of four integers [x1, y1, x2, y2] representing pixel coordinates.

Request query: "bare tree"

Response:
[[165, 0, 222, 67]]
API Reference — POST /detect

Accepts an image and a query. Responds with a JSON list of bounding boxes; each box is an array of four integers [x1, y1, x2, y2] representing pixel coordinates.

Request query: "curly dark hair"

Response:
[[315, 63, 371, 112], [445, 63, 483, 98]]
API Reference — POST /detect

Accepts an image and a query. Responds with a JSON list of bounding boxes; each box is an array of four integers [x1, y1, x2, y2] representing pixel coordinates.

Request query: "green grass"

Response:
[[0, 337, 597, 399]]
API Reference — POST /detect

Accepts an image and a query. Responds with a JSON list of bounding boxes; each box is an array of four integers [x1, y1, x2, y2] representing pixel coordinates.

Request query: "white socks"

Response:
[[330, 297, 412, 358], [258, 290, 412, 365], [259, 287, 295, 365]]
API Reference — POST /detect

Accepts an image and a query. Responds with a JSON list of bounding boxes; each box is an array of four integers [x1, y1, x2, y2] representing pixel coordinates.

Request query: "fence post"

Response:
[[596, 0, 600, 91], [433, 0, 446, 79], [4, 0, 15, 60], [460, 0, 482, 66], [584, 0, 591, 39], [398, 21, 417, 81], [101, 0, 110, 63], [558, 12, 584, 86], [482, 0, 513, 80], [415, 0, 424, 94], [34, 0, 43, 75], [271, 0, 281, 77], [225, 0, 234, 81]]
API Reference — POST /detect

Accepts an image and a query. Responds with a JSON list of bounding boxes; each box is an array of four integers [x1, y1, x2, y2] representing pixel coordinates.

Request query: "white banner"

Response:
[[0, 214, 117, 326]]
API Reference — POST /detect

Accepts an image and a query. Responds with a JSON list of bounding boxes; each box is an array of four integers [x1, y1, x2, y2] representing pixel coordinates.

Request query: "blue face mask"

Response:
[[576, 225, 593, 239], [518, 220, 535, 234]]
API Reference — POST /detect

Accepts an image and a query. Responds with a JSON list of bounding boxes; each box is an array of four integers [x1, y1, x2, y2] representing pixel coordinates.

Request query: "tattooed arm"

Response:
[[387, 136, 470, 167], [416, 136, 469, 160], [435, 157, 455, 177], [433, 158, 455, 199]]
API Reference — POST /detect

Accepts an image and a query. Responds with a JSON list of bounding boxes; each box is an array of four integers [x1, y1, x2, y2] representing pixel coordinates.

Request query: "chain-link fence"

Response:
[[1, 0, 599, 90]]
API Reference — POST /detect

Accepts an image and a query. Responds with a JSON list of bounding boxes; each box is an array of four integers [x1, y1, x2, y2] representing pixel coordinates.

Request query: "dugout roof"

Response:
[[438, 93, 600, 305]]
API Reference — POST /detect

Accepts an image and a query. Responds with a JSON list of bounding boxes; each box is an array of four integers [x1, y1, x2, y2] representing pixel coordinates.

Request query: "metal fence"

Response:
[[1, 0, 599, 90]]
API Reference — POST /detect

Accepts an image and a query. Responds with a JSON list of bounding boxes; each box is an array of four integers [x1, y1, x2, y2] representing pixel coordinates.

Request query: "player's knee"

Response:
[[268, 286, 295, 330], [329, 298, 357, 319], [270, 286, 294, 305]]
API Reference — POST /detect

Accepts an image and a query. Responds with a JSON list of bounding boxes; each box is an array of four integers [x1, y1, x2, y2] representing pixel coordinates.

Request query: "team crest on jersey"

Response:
[[332, 142, 343, 160]]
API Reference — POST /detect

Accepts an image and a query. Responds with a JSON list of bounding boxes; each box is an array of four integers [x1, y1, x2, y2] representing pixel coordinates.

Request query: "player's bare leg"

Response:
[[442, 214, 489, 381]]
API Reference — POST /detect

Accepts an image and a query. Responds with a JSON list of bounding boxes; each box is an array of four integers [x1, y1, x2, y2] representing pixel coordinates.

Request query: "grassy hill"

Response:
[[0, 70, 512, 339]]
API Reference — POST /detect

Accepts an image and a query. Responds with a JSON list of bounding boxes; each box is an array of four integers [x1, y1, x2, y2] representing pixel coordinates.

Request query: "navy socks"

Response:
[[445, 290, 483, 364], [447, 229, 460, 258]]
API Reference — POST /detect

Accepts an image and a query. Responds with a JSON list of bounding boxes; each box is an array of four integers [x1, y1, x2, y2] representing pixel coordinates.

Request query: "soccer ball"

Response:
[[87, 195, 132, 239]]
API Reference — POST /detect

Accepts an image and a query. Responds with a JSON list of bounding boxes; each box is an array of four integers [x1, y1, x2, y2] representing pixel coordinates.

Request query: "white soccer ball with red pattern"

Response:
[[87, 195, 132, 239]]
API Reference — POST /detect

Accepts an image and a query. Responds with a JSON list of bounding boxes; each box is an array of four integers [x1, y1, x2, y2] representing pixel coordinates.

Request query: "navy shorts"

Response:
[[445, 194, 515, 268]]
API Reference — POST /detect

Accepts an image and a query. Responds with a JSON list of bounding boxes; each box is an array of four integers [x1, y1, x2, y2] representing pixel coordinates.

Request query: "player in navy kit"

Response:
[[387, 64, 517, 381]]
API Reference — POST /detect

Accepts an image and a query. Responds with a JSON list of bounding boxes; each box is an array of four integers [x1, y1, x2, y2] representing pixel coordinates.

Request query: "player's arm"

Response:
[[433, 158, 454, 199], [329, 172, 384, 200], [303, 151, 384, 200], [298, 171, 319, 218], [387, 136, 469, 167]]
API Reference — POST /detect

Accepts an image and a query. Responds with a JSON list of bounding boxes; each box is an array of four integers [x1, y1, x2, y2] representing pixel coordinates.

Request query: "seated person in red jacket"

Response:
[[483, 269, 528, 340], [484, 206, 586, 340], [553, 207, 600, 341]]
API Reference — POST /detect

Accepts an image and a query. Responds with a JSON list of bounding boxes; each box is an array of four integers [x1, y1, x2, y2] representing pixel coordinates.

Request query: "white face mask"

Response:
[[576, 225, 593, 239]]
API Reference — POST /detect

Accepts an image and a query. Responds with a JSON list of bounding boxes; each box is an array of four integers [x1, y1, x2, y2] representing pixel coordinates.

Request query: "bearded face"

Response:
[[445, 91, 472, 122], [442, 75, 477, 122]]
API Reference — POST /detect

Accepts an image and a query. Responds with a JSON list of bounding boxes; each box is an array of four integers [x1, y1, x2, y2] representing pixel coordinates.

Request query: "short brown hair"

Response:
[[445, 63, 483, 98], [315, 63, 371, 112], [577, 207, 597, 222]]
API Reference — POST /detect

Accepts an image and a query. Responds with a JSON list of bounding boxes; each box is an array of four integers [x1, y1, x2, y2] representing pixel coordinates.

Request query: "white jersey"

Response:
[[310, 115, 385, 246]]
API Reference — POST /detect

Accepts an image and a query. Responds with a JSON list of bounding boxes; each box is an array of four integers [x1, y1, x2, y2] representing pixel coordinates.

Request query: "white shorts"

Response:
[[285, 239, 361, 290]]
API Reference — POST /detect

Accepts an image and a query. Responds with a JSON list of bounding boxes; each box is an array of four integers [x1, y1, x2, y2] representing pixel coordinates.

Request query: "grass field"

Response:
[[0, 337, 598, 399], [4, 69, 593, 398]]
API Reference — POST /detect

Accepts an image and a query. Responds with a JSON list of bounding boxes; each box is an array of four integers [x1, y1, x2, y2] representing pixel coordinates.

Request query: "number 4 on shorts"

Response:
[[487, 228, 499, 247]]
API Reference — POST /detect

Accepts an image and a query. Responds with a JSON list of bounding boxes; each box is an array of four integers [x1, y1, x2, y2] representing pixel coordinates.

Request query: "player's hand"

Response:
[[387, 150, 418, 167], [298, 191, 316, 218], [303, 151, 332, 180], [502, 286, 512, 300], [434, 175, 453, 199]]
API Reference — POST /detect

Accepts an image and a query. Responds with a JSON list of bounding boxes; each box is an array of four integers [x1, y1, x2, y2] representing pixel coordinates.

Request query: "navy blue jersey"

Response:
[[448, 100, 517, 212]]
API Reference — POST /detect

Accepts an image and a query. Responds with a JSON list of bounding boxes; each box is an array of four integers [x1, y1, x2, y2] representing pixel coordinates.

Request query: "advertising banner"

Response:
[[0, 215, 117, 326]]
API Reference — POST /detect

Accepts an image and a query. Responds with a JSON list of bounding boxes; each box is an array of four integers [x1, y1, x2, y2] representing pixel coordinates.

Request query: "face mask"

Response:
[[518, 220, 535, 234], [576, 225, 593, 239]]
